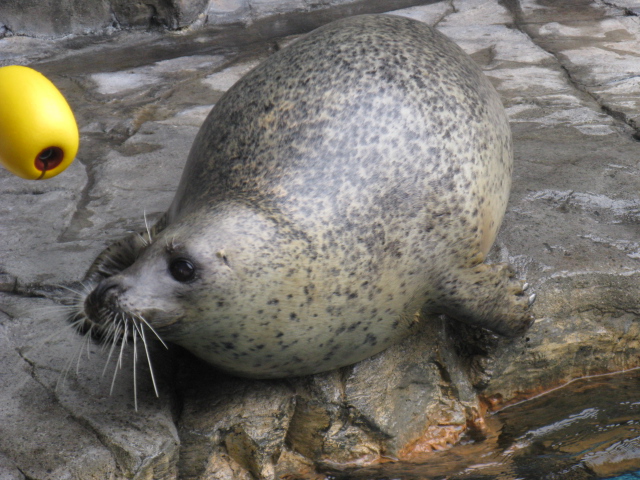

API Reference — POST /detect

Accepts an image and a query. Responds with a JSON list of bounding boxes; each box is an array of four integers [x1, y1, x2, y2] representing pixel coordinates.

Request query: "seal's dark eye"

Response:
[[169, 258, 196, 283]]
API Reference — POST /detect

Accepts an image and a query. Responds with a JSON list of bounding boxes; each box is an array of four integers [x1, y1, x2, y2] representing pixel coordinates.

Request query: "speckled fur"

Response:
[[78, 15, 533, 379]]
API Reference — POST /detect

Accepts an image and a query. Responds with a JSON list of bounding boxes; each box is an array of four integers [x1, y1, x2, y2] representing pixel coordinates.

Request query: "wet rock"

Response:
[[176, 315, 489, 477], [1, 294, 180, 479], [0, 0, 112, 37], [110, 0, 209, 30], [1, 0, 640, 479], [176, 358, 296, 479], [0, 0, 189, 36], [0, 0, 437, 37]]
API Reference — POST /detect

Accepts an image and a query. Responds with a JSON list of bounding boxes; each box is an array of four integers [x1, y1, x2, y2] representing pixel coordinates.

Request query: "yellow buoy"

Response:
[[0, 65, 79, 180]]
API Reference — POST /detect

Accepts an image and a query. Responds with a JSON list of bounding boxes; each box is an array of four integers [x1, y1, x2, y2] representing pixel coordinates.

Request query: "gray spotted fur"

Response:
[[79, 14, 533, 378]]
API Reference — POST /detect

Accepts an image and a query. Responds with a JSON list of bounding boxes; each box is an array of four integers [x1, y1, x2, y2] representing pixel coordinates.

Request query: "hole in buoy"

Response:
[[35, 147, 64, 173]]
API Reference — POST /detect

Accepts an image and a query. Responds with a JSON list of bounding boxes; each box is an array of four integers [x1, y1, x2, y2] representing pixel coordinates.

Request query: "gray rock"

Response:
[[0, 0, 192, 36], [0, 0, 438, 37], [0, 0, 112, 37]]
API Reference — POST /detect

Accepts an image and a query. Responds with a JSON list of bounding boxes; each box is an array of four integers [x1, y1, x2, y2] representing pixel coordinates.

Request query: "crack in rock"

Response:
[[500, 0, 640, 139]]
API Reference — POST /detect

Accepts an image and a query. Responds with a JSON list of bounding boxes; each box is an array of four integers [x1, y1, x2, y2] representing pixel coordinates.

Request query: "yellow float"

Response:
[[0, 65, 79, 180]]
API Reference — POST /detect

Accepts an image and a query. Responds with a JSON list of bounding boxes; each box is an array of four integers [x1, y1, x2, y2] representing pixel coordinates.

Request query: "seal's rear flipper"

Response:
[[435, 263, 535, 337]]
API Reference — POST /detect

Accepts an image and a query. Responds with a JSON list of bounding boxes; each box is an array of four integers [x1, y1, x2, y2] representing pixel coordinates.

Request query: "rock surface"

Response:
[[0, 0, 438, 37], [1, 0, 639, 479]]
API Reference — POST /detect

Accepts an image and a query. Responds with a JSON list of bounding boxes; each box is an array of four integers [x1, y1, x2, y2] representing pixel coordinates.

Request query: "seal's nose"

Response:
[[84, 277, 125, 323]]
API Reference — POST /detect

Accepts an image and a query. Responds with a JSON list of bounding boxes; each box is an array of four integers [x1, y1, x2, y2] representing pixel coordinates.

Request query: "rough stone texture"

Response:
[[0, 0, 113, 37], [477, 0, 640, 403], [0, 0, 197, 36], [0, 0, 437, 37], [0, 0, 639, 479]]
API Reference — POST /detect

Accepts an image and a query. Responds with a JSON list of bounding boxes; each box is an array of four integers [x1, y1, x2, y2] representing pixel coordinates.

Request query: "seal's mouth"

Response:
[[82, 278, 124, 327], [72, 277, 165, 347], [66, 277, 122, 342], [70, 227, 157, 340], [66, 277, 168, 410], [64, 219, 170, 408]]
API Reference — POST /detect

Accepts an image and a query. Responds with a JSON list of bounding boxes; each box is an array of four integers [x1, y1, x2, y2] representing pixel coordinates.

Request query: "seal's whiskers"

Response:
[[81, 325, 94, 371], [142, 210, 154, 246], [27, 304, 80, 356], [136, 232, 149, 247], [109, 318, 129, 396], [134, 314, 161, 397], [101, 316, 123, 378], [136, 314, 168, 350], [55, 282, 92, 298], [37, 304, 78, 316], [27, 283, 90, 362], [56, 283, 167, 410], [132, 318, 139, 411], [56, 323, 93, 390]]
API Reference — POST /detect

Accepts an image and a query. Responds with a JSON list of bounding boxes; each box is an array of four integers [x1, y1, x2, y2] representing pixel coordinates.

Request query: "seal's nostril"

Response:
[[84, 278, 124, 322]]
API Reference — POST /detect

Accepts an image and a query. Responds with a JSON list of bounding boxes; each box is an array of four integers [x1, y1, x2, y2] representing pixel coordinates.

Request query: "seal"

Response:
[[73, 14, 534, 379]]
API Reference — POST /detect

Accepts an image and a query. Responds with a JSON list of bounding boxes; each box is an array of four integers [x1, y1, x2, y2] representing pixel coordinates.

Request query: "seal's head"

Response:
[[76, 201, 346, 379], [78, 203, 286, 350]]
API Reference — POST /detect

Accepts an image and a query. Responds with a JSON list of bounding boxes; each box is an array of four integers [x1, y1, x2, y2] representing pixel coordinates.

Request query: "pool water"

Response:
[[610, 471, 640, 479], [326, 370, 640, 480]]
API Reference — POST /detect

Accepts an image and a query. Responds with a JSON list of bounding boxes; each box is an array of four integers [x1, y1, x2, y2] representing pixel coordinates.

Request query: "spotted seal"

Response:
[[74, 14, 534, 379]]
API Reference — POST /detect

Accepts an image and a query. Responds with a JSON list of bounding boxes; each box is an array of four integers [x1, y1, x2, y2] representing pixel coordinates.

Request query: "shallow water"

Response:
[[326, 370, 640, 480], [609, 471, 640, 479]]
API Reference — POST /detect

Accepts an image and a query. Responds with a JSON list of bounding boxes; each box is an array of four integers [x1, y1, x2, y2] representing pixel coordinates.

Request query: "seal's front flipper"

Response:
[[83, 233, 150, 286], [83, 216, 167, 285], [436, 263, 535, 337]]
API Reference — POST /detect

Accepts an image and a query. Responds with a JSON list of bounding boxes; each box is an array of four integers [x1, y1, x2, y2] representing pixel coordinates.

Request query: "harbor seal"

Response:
[[73, 14, 534, 379]]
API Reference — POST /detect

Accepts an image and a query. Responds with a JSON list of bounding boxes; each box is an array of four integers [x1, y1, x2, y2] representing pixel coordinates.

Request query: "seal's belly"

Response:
[[169, 271, 424, 378]]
